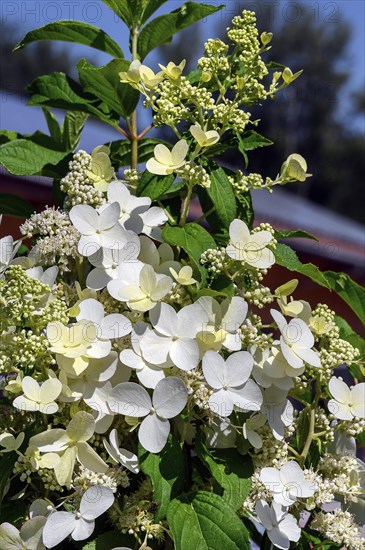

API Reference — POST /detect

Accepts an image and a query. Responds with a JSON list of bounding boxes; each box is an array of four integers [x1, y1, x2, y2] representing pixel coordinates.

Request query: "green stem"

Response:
[[180, 183, 194, 226], [300, 374, 321, 464], [130, 26, 139, 170], [157, 201, 176, 224]]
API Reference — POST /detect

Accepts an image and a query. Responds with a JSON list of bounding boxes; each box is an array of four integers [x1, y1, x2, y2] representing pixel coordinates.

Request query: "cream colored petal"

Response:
[[171, 139, 189, 165]]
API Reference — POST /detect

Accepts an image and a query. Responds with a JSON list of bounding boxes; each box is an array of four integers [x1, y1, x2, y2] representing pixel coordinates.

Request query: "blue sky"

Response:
[[0, 0, 364, 149]]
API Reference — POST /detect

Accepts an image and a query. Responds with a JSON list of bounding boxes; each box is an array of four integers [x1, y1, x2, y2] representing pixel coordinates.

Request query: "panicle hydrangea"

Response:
[[60, 150, 106, 208], [211, 100, 251, 132], [311, 509, 365, 550], [20, 206, 80, 272], [198, 38, 230, 75], [72, 464, 130, 497], [176, 161, 211, 189], [200, 247, 226, 278], [316, 453, 364, 503]]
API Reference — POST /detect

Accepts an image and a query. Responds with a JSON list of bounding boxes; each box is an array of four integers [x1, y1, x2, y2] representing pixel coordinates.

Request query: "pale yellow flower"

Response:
[[190, 124, 220, 148], [146, 140, 189, 175], [158, 60, 186, 80]]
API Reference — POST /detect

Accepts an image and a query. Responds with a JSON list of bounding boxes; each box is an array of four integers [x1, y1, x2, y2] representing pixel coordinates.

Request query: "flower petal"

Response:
[[170, 338, 200, 371], [202, 351, 225, 389], [329, 377, 351, 404], [229, 219, 250, 246], [225, 351, 253, 386], [77, 441, 108, 474], [153, 377, 188, 418], [80, 486, 114, 520], [69, 205, 98, 235], [109, 382, 151, 417], [42, 511, 76, 548], [138, 413, 170, 453], [98, 202, 120, 231], [71, 518, 95, 542], [171, 139, 188, 165]]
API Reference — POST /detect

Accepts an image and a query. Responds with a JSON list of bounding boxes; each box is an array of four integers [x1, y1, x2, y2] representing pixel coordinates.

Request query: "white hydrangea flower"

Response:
[[260, 461, 317, 506], [194, 295, 248, 352], [29, 411, 108, 486], [255, 500, 301, 550], [202, 350, 262, 417], [119, 59, 143, 86], [139, 302, 207, 371], [0, 432, 25, 453], [226, 219, 275, 269], [190, 124, 220, 147], [275, 279, 311, 322], [0, 517, 46, 550], [271, 309, 321, 369], [69, 202, 131, 257], [107, 180, 151, 232], [86, 241, 140, 290], [42, 486, 114, 548], [103, 429, 139, 474], [139, 236, 179, 275], [169, 265, 197, 285], [158, 59, 186, 80], [13, 377, 62, 414], [109, 377, 188, 453], [251, 346, 295, 391], [139, 206, 168, 240], [46, 320, 100, 360], [139, 64, 164, 88], [76, 298, 132, 351], [120, 322, 171, 389], [328, 377, 365, 420], [242, 413, 267, 449], [107, 263, 173, 312], [146, 140, 189, 175]]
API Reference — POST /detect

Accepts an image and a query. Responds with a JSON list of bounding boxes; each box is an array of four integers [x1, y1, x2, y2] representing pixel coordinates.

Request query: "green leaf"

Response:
[[0, 130, 22, 145], [141, 0, 169, 24], [14, 21, 124, 58], [162, 223, 216, 283], [139, 434, 186, 521], [275, 244, 365, 327], [77, 58, 139, 119], [101, 0, 133, 27], [275, 229, 318, 241], [0, 139, 70, 176], [0, 453, 17, 512], [334, 316, 365, 380], [137, 171, 175, 200], [196, 434, 252, 510], [167, 491, 250, 550], [27, 73, 119, 127], [206, 167, 237, 229], [323, 271, 365, 327], [0, 193, 35, 218], [235, 190, 254, 229], [42, 108, 62, 143], [137, 2, 224, 60], [62, 111, 89, 151], [274, 243, 331, 289], [236, 130, 273, 167], [108, 138, 169, 167]]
